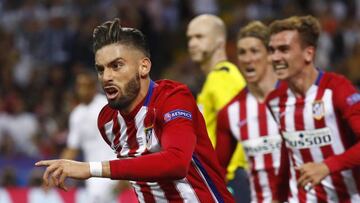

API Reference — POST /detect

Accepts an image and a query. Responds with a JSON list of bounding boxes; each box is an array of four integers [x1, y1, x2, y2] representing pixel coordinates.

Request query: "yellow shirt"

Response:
[[197, 61, 247, 180]]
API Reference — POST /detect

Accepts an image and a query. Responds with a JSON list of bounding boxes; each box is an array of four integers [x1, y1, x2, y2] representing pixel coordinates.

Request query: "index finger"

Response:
[[35, 160, 57, 167]]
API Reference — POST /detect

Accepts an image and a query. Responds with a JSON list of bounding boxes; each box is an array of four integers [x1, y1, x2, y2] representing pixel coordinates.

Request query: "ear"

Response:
[[139, 57, 151, 78], [303, 46, 315, 64]]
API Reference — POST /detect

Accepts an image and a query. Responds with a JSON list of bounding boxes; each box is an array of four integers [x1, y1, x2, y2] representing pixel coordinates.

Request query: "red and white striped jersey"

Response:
[[216, 88, 282, 203], [267, 71, 360, 203], [97, 80, 234, 203]]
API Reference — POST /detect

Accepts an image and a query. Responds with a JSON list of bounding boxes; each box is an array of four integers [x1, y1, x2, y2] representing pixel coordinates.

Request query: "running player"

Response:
[[36, 18, 235, 203]]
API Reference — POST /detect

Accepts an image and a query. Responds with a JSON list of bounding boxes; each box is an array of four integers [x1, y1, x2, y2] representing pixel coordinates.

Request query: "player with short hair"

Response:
[[267, 15, 360, 202], [216, 21, 281, 203], [186, 14, 249, 202], [36, 18, 235, 203]]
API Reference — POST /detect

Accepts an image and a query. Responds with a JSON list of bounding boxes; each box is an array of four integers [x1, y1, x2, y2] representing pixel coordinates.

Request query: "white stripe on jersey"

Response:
[[174, 178, 200, 203], [117, 114, 130, 156], [134, 106, 148, 156], [147, 182, 168, 203], [130, 181, 146, 203], [104, 121, 115, 149], [228, 102, 240, 139]]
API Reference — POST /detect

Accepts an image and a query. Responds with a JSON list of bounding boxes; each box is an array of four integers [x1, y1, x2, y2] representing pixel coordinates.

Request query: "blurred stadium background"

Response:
[[0, 0, 359, 202]]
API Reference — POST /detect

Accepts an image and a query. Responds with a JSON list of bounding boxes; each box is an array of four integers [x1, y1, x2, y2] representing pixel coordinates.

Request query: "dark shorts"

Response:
[[227, 167, 251, 203]]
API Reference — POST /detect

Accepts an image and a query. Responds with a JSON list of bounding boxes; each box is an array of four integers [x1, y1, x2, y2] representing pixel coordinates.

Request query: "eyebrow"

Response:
[[96, 57, 124, 69]]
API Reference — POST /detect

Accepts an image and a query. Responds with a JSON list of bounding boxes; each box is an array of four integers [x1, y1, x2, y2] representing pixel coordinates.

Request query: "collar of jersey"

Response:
[[120, 80, 155, 120]]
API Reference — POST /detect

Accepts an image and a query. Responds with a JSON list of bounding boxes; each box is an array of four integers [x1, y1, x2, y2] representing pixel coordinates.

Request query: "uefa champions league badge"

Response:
[[164, 109, 192, 123], [312, 100, 325, 120], [346, 93, 360, 106]]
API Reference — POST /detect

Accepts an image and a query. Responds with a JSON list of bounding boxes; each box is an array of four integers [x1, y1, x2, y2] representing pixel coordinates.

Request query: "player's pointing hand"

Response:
[[35, 159, 91, 191]]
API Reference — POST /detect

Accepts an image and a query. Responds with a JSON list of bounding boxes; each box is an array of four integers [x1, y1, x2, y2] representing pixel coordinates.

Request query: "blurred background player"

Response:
[[36, 18, 235, 203], [60, 71, 119, 203], [267, 15, 360, 202], [186, 14, 250, 202], [216, 21, 282, 203]]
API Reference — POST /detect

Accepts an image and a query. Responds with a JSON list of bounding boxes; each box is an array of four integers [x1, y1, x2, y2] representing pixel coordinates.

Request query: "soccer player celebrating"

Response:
[[216, 21, 282, 203], [267, 15, 360, 202], [35, 18, 235, 203]]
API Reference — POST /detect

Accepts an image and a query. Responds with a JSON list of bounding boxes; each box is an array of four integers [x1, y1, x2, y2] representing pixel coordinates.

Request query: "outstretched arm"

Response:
[[35, 159, 101, 191]]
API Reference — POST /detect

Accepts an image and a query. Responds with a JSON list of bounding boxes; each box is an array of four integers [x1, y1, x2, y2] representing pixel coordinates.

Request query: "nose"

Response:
[[238, 52, 252, 64], [102, 68, 113, 82], [270, 50, 281, 63], [188, 37, 197, 49]]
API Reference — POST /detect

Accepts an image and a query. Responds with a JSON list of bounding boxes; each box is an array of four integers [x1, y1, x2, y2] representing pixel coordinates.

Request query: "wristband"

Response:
[[89, 162, 103, 177]]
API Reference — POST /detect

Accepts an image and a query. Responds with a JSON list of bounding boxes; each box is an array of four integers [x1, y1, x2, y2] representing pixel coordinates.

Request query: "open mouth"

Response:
[[104, 86, 119, 100], [244, 67, 256, 77]]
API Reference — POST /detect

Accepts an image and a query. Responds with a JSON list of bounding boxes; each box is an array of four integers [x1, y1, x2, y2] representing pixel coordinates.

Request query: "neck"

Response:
[[288, 65, 319, 97], [122, 78, 150, 114], [200, 49, 227, 75], [248, 66, 277, 102]]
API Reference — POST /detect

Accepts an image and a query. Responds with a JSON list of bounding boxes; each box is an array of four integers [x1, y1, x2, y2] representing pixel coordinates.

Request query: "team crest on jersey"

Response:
[[144, 126, 153, 149], [312, 100, 325, 120]]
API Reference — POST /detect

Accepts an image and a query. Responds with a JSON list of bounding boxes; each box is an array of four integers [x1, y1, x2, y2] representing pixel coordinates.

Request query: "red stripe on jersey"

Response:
[[294, 97, 308, 202], [112, 115, 121, 149], [159, 182, 183, 201], [125, 119, 139, 156], [314, 86, 351, 201], [138, 182, 156, 203], [250, 164, 264, 202], [239, 91, 248, 140], [278, 91, 295, 201]]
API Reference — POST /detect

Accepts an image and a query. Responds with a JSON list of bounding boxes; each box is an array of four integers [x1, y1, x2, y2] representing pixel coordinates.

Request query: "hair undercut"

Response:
[[92, 18, 150, 57], [238, 21, 269, 47], [269, 15, 321, 48]]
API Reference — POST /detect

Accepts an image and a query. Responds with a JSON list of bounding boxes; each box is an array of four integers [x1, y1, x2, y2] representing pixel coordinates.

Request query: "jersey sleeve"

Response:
[[323, 77, 360, 173], [215, 106, 237, 179], [109, 86, 198, 181], [67, 109, 81, 149]]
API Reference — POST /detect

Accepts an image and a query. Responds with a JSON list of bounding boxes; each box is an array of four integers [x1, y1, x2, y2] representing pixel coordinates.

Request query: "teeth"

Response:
[[274, 64, 287, 70]]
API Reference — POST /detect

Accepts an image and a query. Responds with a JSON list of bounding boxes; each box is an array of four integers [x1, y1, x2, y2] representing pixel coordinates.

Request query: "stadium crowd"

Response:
[[0, 0, 360, 202]]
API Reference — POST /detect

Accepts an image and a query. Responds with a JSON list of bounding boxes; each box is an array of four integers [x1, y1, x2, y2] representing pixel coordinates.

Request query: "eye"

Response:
[[238, 49, 246, 55], [95, 65, 104, 75], [111, 61, 124, 70], [268, 47, 275, 54]]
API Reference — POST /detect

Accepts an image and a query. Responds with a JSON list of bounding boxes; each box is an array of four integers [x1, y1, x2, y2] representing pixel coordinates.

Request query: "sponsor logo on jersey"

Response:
[[242, 135, 282, 156], [346, 93, 360, 106], [312, 100, 325, 120], [283, 127, 332, 149], [163, 109, 192, 123]]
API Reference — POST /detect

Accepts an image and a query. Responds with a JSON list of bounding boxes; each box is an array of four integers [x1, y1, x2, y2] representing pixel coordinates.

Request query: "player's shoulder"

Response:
[[154, 79, 192, 97], [223, 88, 247, 109], [97, 104, 117, 127], [320, 71, 353, 90], [210, 61, 240, 77], [266, 80, 288, 103]]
